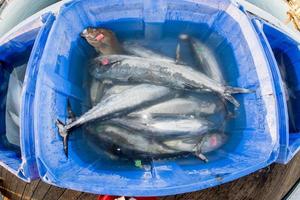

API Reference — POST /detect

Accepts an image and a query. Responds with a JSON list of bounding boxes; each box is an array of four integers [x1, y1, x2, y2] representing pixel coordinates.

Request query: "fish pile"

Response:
[[5, 63, 26, 147], [56, 28, 253, 162]]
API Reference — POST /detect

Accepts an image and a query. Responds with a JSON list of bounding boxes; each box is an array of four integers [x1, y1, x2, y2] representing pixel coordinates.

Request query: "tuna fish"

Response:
[[111, 116, 215, 138], [91, 55, 251, 107], [86, 123, 227, 161], [81, 27, 174, 62], [163, 132, 227, 161], [127, 93, 226, 119], [56, 84, 174, 156], [188, 37, 225, 84]]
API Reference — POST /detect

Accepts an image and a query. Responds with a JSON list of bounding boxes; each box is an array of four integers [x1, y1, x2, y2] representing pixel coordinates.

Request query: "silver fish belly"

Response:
[[111, 116, 214, 138], [123, 41, 175, 63], [163, 132, 227, 154], [128, 93, 225, 119], [86, 124, 178, 156], [57, 84, 173, 156], [91, 55, 251, 107]]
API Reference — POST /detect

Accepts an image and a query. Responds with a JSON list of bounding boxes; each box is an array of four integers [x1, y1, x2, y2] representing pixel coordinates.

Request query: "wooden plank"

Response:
[[58, 190, 82, 200], [42, 186, 66, 200], [0, 166, 4, 179], [76, 192, 97, 200], [30, 180, 51, 200], [21, 179, 40, 200], [14, 179, 28, 200]]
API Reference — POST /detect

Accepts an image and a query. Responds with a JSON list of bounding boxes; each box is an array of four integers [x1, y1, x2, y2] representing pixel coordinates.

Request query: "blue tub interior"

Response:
[[256, 21, 300, 163], [0, 12, 53, 181], [0, 32, 35, 180], [34, 0, 278, 196]]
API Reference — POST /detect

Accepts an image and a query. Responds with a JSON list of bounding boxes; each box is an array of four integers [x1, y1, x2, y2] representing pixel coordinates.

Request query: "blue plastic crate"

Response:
[[0, 13, 55, 181], [33, 0, 279, 196], [252, 19, 300, 164]]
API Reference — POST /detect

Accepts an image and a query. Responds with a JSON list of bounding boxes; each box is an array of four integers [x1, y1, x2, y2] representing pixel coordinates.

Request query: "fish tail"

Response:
[[56, 119, 69, 158], [223, 86, 254, 107], [225, 86, 253, 94], [224, 94, 240, 108]]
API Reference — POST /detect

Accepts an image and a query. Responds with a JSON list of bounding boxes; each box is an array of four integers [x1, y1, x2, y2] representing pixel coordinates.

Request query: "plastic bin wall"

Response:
[[0, 13, 55, 181], [252, 19, 300, 164], [33, 0, 279, 196]]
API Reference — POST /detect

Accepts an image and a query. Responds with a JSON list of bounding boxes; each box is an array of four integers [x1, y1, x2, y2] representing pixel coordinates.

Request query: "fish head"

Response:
[[197, 132, 227, 154], [81, 27, 121, 54], [95, 55, 122, 68]]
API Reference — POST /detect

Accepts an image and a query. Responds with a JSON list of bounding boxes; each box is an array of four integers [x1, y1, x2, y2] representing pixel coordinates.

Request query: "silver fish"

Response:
[[123, 41, 174, 63], [111, 116, 215, 138], [91, 55, 251, 107], [57, 84, 174, 157], [5, 64, 26, 147], [101, 84, 134, 100], [89, 78, 106, 106], [189, 37, 225, 84], [128, 93, 225, 119], [86, 124, 226, 161], [163, 132, 227, 161], [86, 124, 177, 156]]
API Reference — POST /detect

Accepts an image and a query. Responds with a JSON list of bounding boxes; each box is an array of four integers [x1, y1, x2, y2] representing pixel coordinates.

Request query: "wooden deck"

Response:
[[0, 152, 299, 200]]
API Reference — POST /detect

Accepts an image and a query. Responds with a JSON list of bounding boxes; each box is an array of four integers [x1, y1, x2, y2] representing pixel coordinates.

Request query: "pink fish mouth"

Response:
[[101, 58, 110, 65], [95, 33, 105, 41]]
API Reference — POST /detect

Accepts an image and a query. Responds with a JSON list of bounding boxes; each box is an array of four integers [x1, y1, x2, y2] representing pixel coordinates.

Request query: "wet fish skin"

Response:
[[101, 84, 135, 100], [57, 84, 174, 156], [92, 55, 252, 107], [111, 116, 215, 138], [128, 93, 225, 119], [5, 64, 27, 147], [123, 41, 175, 63], [62, 84, 172, 130], [81, 27, 175, 61], [89, 77, 105, 106], [189, 37, 225, 84], [86, 124, 177, 156], [163, 132, 227, 154]]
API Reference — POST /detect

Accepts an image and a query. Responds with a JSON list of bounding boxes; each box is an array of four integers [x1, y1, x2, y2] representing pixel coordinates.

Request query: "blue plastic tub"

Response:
[[0, 12, 55, 181], [252, 18, 300, 164], [34, 0, 279, 196]]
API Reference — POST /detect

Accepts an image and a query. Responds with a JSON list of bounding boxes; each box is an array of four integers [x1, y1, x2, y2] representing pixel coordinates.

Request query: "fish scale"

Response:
[[91, 54, 252, 107]]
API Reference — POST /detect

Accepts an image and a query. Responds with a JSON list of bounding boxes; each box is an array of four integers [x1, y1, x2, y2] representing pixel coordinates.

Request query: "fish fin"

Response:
[[195, 152, 208, 162], [224, 86, 253, 107], [225, 86, 253, 94], [56, 119, 69, 158], [67, 99, 76, 123], [224, 94, 240, 108]]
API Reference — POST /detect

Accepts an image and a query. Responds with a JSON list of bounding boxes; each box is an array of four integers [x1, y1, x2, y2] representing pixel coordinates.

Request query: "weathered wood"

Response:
[[42, 186, 66, 200], [1, 153, 300, 200], [30, 180, 51, 200], [58, 190, 82, 200], [14, 180, 27, 200], [21, 179, 40, 200], [76, 192, 97, 200]]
